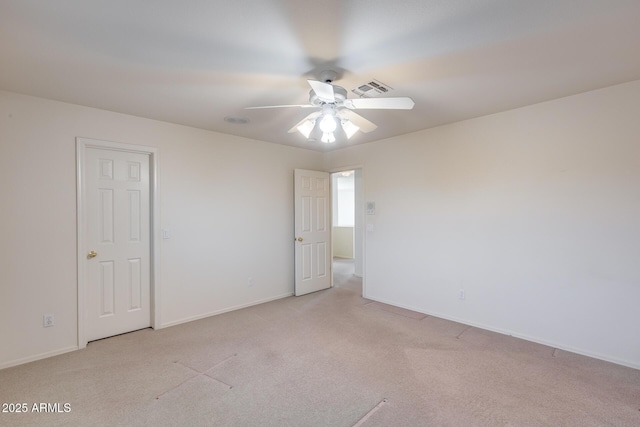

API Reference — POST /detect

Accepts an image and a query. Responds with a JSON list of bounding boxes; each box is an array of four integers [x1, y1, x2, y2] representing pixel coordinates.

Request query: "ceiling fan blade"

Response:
[[288, 112, 321, 133], [339, 109, 377, 133], [344, 97, 415, 110], [308, 80, 335, 103], [245, 104, 315, 109]]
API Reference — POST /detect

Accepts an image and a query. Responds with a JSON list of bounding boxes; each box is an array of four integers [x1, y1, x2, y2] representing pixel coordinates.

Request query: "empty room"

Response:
[[1, 1, 639, 426]]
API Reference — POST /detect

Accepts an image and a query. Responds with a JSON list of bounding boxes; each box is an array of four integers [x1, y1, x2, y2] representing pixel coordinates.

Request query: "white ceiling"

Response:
[[1, 0, 640, 152]]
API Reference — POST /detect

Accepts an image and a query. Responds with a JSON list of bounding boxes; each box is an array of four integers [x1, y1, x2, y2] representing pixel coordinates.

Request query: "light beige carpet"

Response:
[[1, 259, 639, 426]]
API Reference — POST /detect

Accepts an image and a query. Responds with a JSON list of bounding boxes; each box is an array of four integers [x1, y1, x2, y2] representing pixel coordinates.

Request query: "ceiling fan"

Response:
[[245, 70, 415, 143]]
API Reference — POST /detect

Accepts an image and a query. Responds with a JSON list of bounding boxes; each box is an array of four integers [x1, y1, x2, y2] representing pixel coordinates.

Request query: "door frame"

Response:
[[76, 137, 160, 349], [328, 165, 366, 296]]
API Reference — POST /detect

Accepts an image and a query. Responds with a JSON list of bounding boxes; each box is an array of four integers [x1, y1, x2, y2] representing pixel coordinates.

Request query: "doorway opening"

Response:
[[331, 168, 364, 296]]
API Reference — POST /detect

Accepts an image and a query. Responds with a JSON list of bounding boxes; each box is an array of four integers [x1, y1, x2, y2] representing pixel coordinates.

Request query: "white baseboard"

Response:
[[363, 294, 640, 371], [158, 292, 294, 329], [0, 346, 78, 371]]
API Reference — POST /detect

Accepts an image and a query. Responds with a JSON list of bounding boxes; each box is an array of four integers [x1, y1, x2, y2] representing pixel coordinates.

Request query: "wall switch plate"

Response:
[[162, 229, 171, 239], [43, 314, 55, 327], [458, 289, 466, 300], [248, 277, 253, 287]]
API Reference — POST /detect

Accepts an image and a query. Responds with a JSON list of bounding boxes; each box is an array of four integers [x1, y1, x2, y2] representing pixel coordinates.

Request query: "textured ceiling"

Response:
[[1, 0, 640, 151]]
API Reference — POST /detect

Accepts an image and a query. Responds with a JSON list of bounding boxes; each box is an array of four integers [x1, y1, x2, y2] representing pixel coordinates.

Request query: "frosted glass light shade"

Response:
[[321, 132, 336, 143], [296, 120, 315, 138], [341, 119, 359, 139]]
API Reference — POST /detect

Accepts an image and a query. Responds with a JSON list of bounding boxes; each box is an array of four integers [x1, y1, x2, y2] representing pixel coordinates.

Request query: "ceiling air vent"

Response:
[[352, 80, 393, 98]]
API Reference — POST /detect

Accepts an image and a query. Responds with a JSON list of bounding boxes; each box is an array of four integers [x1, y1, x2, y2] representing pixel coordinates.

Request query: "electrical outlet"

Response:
[[43, 314, 55, 328], [248, 277, 253, 287], [458, 289, 466, 300]]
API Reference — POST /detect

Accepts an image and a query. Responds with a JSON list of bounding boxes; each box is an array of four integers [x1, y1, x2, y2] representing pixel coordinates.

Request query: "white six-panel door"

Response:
[[84, 147, 151, 341], [294, 169, 331, 296]]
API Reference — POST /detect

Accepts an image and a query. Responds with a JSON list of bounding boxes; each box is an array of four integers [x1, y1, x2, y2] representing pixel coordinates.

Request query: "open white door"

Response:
[[294, 169, 331, 296]]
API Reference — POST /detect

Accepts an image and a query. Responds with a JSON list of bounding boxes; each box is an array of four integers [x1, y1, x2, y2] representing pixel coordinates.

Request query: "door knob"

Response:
[[296, 237, 303, 242], [87, 251, 98, 259]]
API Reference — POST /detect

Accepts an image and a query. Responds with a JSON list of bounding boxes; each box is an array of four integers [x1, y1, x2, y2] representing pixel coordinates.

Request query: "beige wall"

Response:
[[325, 80, 640, 369], [0, 91, 323, 368], [333, 227, 354, 258]]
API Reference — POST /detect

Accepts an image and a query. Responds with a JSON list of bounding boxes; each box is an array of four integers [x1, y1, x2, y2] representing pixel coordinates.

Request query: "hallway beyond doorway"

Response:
[[333, 257, 361, 294]]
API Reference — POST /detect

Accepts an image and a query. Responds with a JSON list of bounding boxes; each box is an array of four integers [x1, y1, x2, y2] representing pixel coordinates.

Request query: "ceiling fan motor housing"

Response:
[[309, 85, 347, 106]]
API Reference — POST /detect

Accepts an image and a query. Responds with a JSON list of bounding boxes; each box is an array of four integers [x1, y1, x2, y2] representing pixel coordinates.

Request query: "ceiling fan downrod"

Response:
[[318, 70, 338, 84]]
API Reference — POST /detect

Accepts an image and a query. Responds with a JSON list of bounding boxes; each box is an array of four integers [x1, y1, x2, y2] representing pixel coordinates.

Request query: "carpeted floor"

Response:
[[1, 258, 639, 426]]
